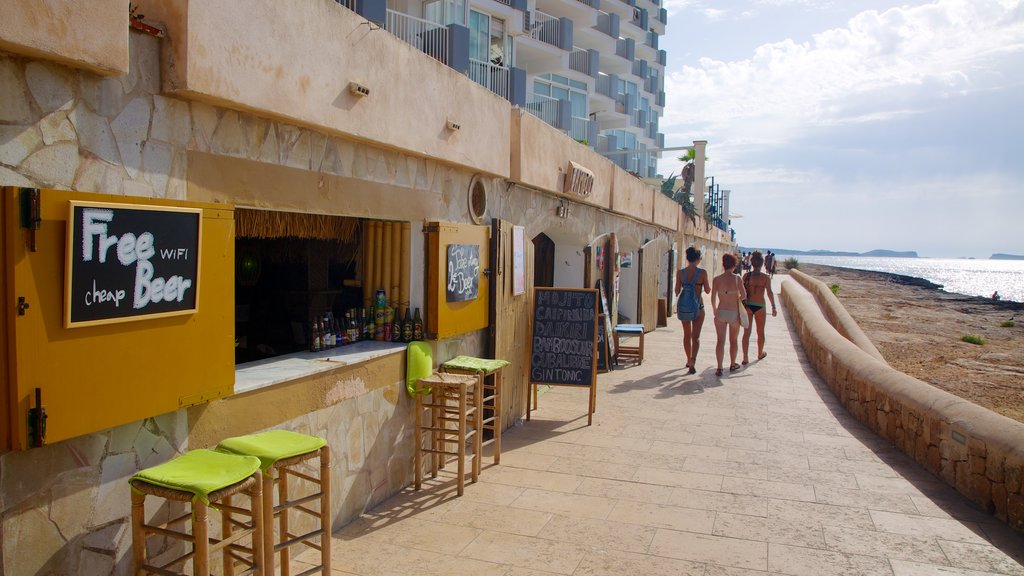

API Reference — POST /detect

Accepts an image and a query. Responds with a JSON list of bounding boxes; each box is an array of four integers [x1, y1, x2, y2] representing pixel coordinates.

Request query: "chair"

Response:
[[130, 449, 264, 576], [614, 323, 645, 365], [216, 429, 330, 576], [440, 355, 510, 466]]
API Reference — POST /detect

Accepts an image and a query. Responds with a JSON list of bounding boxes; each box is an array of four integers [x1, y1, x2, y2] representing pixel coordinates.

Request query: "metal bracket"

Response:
[[17, 296, 29, 316], [19, 187, 41, 252], [28, 388, 47, 448]]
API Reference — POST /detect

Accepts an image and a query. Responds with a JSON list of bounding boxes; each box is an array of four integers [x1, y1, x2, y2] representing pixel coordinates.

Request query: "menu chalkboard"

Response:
[[66, 201, 201, 327], [528, 287, 599, 425], [446, 243, 480, 302]]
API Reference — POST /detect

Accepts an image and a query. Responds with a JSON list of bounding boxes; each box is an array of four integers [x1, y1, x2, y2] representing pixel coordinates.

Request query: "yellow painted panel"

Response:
[[426, 222, 489, 339], [3, 188, 234, 450]]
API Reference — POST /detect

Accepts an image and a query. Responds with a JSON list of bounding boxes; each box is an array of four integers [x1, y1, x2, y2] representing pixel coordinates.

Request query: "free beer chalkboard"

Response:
[[527, 287, 598, 425], [66, 201, 201, 327], [446, 243, 479, 302]]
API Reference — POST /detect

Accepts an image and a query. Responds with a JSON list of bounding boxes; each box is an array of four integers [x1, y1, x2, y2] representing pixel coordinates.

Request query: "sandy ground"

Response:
[[791, 263, 1024, 424]]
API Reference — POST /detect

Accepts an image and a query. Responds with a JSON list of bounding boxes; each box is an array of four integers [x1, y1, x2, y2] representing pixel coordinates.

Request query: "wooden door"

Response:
[[637, 238, 662, 332], [489, 220, 532, 426]]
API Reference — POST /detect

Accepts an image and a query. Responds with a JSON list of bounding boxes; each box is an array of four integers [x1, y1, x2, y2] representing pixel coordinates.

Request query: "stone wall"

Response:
[[781, 277, 1024, 531]]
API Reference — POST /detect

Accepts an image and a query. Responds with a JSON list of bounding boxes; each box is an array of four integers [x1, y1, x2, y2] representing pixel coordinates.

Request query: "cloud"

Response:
[[663, 0, 1024, 135]]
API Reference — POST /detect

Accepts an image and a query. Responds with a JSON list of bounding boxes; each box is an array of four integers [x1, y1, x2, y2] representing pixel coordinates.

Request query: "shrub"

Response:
[[960, 334, 985, 345], [783, 257, 799, 270], [1001, 320, 1015, 328], [829, 283, 840, 295]]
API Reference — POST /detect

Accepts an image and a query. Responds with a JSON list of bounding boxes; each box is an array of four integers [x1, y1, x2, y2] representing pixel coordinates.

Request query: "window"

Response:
[[534, 74, 589, 118], [470, 10, 507, 65], [424, 0, 466, 26]]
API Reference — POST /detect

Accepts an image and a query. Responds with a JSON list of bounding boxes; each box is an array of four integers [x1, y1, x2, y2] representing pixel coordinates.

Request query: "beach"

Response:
[[794, 264, 1024, 424]]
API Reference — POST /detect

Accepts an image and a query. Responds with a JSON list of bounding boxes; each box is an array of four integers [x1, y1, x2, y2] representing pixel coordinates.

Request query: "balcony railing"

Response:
[[575, 0, 599, 7], [570, 47, 590, 75], [595, 73, 614, 98], [526, 10, 560, 47], [468, 58, 510, 100], [385, 10, 449, 64], [525, 94, 560, 127], [569, 117, 589, 142]]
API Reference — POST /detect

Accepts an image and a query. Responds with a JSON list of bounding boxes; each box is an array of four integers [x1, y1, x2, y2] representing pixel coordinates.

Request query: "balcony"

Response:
[[525, 10, 561, 48], [569, 47, 592, 76], [468, 58, 511, 100], [386, 10, 449, 64]]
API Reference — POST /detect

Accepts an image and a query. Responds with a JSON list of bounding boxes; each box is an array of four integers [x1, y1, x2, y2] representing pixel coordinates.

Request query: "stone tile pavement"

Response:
[[298, 279, 1024, 575]]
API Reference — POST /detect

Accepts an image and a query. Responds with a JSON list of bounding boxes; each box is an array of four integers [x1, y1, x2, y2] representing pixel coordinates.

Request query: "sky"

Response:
[[656, 0, 1024, 258]]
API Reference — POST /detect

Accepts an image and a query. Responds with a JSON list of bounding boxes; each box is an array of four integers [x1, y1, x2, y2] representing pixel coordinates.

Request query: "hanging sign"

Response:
[[66, 201, 201, 327], [446, 243, 480, 302]]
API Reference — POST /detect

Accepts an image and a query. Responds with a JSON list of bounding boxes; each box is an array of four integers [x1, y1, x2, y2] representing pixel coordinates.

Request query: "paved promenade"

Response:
[[300, 278, 1024, 575]]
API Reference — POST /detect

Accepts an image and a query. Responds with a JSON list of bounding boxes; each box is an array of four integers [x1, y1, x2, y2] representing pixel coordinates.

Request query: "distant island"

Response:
[[739, 247, 918, 258], [991, 253, 1024, 260]]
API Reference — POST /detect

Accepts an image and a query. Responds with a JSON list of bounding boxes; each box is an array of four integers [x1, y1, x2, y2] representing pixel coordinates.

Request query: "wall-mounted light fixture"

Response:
[[348, 82, 370, 97], [556, 199, 570, 219], [445, 119, 461, 131]]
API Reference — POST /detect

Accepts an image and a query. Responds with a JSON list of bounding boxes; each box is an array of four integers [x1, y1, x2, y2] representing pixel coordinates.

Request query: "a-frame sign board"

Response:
[[527, 287, 598, 425]]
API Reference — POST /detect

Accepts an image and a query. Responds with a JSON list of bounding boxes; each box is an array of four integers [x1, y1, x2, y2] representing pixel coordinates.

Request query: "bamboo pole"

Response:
[[400, 222, 411, 314], [390, 221, 401, 310], [362, 222, 372, 307], [382, 221, 393, 304], [367, 221, 377, 298], [372, 221, 383, 295]]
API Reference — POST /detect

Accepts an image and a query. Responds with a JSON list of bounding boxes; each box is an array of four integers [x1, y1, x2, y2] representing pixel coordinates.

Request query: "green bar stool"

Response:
[[440, 356, 510, 466], [129, 449, 264, 576], [217, 429, 330, 576]]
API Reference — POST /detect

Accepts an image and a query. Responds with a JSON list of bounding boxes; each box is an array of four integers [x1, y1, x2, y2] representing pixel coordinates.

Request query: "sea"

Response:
[[791, 256, 1024, 304]]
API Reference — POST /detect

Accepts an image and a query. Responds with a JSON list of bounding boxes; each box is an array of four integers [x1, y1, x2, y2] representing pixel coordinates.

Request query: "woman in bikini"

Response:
[[741, 250, 777, 364], [675, 247, 711, 374], [711, 253, 747, 376]]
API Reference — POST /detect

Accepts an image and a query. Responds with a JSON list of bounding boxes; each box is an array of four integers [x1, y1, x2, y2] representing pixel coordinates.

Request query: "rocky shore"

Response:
[[794, 264, 1024, 423]]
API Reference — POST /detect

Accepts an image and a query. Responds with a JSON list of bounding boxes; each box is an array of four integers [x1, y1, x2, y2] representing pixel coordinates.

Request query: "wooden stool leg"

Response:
[[414, 393, 423, 490], [131, 491, 146, 573], [320, 447, 331, 574], [194, 500, 210, 576], [493, 370, 502, 465], [249, 474, 264, 576], [472, 376, 482, 482], [222, 495, 234, 576], [279, 471, 291, 576], [457, 389, 466, 496], [262, 472, 275, 575]]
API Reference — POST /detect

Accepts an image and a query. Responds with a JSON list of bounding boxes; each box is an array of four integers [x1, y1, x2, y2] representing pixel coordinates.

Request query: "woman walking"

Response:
[[711, 253, 746, 376], [675, 247, 710, 374], [741, 251, 777, 364]]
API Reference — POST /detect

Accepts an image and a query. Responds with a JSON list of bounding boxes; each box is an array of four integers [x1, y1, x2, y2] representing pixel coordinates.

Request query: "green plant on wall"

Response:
[[783, 257, 799, 270]]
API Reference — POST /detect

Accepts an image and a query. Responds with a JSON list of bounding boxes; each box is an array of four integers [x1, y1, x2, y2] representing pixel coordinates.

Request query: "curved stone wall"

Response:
[[789, 269, 885, 363], [781, 277, 1024, 530]]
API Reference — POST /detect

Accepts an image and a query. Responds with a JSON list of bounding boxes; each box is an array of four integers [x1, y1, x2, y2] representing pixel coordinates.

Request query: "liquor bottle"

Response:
[[383, 307, 393, 341], [324, 314, 334, 348], [333, 317, 342, 347], [362, 307, 372, 341], [412, 308, 423, 341], [339, 314, 350, 346], [348, 310, 359, 343], [310, 319, 321, 352], [402, 307, 413, 342], [367, 306, 376, 341], [391, 307, 403, 342]]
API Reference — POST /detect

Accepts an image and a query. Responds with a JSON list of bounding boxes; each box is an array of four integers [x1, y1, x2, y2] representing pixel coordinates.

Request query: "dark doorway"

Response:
[[532, 233, 555, 288]]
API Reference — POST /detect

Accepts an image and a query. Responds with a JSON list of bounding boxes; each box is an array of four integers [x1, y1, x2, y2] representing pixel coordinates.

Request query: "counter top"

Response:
[[234, 341, 408, 394]]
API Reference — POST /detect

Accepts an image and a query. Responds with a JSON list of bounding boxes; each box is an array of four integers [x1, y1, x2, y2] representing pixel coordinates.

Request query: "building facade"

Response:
[[0, 2, 732, 574]]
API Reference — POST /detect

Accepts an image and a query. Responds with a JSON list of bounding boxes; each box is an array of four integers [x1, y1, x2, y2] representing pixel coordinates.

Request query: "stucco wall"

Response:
[[610, 166, 655, 222], [0, 0, 128, 75], [781, 278, 1024, 531], [652, 191, 679, 230], [510, 109, 614, 210], [139, 0, 511, 179]]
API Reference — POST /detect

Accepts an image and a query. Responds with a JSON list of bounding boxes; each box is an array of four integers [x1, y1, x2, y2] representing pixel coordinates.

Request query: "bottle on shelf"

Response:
[[412, 308, 423, 341], [391, 307, 403, 342], [310, 318, 321, 352], [401, 307, 413, 342], [333, 316, 342, 347], [348, 310, 359, 343], [324, 313, 334, 348], [362, 307, 372, 341]]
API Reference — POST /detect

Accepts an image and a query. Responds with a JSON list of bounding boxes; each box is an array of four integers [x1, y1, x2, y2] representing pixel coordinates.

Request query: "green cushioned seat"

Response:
[[440, 355, 510, 373], [130, 449, 261, 504], [406, 341, 434, 397], [216, 429, 327, 472]]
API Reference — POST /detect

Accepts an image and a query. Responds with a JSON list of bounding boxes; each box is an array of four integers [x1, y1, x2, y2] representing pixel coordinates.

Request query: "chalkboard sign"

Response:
[[596, 314, 610, 372], [528, 287, 599, 425], [65, 201, 201, 328], [596, 279, 616, 359], [446, 243, 480, 302]]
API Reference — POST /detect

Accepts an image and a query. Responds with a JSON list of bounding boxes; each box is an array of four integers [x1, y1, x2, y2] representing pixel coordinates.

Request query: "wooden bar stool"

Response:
[[413, 372, 482, 496], [440, 356, 510, 466], [217, 429, 330, 576], [129, 449, 264, 576], [614, 323, 645, 366]]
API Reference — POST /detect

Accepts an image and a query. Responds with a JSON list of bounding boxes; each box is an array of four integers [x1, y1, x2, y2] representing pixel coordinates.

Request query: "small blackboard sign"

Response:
[[528, 287, 599, 425], [596, 314, 610, 372], [66, 201, 201, 327], [446, 243, 480, 302]]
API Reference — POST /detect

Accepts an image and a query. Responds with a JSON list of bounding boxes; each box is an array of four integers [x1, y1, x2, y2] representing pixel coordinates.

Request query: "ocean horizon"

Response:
[[791, 255, 1024, 304]]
